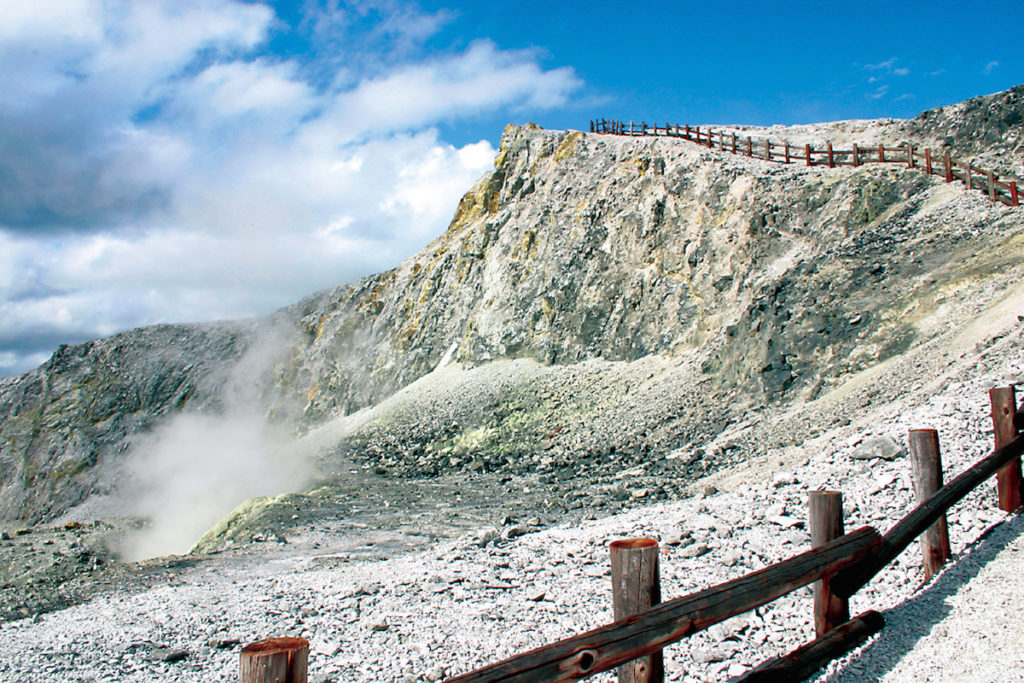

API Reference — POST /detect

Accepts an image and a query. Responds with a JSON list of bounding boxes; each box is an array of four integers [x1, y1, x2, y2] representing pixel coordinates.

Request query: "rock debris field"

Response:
[[2, 336, 1024, 682]]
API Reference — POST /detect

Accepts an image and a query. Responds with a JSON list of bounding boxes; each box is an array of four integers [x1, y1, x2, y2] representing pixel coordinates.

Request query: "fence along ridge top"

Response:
[[588, 119, 1021, 207]]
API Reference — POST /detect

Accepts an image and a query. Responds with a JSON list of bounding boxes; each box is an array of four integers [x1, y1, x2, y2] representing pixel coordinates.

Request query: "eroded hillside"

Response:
[[1, 88, 1023, 526]]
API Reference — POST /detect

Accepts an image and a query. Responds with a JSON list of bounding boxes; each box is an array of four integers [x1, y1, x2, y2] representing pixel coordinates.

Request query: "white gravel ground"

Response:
[[1, 329, 1023, 682]]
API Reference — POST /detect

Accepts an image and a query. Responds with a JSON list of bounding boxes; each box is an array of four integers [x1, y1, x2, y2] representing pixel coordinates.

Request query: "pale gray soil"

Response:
[[0, 292, 1022, 682]]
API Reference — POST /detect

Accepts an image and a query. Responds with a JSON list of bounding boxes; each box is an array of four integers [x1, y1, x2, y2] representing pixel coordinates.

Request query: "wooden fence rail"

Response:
[[588, 119, 1021, 207], [242, 389, 1022, 682], [446, 528, 881, 682], [446, 389, 1023, 682]]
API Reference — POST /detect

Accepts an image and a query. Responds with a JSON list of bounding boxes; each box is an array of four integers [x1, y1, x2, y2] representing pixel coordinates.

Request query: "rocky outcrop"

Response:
[[0, 323, 253, 521], [2, 88, 1023, 525]]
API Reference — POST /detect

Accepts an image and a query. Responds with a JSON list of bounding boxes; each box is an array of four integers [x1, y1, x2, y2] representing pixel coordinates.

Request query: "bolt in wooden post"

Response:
[[809, 491, 849, 637], [908, 429, 951, 580], [991, 387, 1023, 511], [610, 538, 663, 682], [240, 637, 309, 683]]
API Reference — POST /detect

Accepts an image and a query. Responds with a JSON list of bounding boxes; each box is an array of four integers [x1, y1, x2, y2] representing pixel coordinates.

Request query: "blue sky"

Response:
[[0, 0, 1020, 376]]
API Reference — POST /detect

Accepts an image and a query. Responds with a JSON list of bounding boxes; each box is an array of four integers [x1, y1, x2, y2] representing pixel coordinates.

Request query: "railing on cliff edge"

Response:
[[589, 119, 1021, 207]]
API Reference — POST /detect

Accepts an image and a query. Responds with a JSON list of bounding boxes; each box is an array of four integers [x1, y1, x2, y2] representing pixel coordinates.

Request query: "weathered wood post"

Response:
[[784, 142, 790, 164], [809, 490, 848, 636], [878, 143, 885, 163], [732, 132, 737, 154], [610, 538, 664, 682], [1011, 180, 1019, 206], [966, 161, 974, 190], [747, 136, 752, 156], [764, 139, 771, 162], [241, 637, 309, 683], [908, 429, 951, 579], [826, 142, 834, 168], [805, 143, 812, 166], [944, 152, 952, 182], [852, 143, 859, 167], [991, 386, 1022, 511], [925, 147, 932, 175], [906, 142, 914, 168], [987, 170, 996, 201]]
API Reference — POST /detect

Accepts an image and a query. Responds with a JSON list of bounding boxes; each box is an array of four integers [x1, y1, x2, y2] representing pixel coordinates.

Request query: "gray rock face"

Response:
[[1, 88, 1023, 525], [0, 323, 253, 521]]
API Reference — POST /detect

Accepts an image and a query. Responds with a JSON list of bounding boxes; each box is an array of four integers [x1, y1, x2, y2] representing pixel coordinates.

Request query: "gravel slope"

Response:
[[0, 313, 1022, 681]]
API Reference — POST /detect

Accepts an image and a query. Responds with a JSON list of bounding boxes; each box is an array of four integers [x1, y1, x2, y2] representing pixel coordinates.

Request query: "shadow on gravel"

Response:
[[819, 513, 1024, 682]]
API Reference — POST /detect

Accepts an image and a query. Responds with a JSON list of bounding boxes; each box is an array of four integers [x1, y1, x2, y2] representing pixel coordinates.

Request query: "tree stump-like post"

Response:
[[809, 490, 848, 637], [610, 538, 663, 682], [991, 387, 1022, 511], [908, 429, 951, 579], [240, 637, 309, 683]]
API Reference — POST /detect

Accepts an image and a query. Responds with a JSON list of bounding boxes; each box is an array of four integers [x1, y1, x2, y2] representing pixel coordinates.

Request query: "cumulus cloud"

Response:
[[0, 0, 583, 376]]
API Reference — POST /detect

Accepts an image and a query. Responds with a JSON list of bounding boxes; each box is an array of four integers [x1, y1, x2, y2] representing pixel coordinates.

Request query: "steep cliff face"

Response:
[[2, 89, 1023, 525], [282, 118, 1020, 420]]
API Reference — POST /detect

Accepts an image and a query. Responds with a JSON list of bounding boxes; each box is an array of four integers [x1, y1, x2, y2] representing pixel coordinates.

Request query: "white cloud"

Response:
[[0, 1, 583, 374], [985, 60, 999, 75]]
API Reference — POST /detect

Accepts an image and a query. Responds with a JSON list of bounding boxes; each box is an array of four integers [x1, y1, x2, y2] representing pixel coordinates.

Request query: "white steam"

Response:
[[118, 327, 313, 561]]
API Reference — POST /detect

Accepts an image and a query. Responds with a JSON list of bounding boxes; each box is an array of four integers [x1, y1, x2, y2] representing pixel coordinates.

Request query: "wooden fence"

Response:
[[443, 386, 1024, 682], [589, 119, 1021, 207]]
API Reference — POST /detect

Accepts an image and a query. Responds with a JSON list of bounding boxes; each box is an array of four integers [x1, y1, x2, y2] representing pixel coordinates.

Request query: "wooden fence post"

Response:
[[764, 139, 771, 162], [747, 136, 752, 157], [610, 538, 664, 682], [784, 142, 791, 164], [732, 132, 737, 154], [966, 161, 974, 190], [908, 429, 951, 580], [925, 148, 932, 175], [809, 491, 848, 637], [991, 387, 1022, 511], [1011, 180, 1019, 206], [826, 142, 834, 168], [906, 142, 914, 168], [944, 152, 952, 182], [878, 143, 885, 163], [988, 170, 996, 201], [851, 143, 859, 167], [241, 637, 309, 683], [805, 144, 812, 166]]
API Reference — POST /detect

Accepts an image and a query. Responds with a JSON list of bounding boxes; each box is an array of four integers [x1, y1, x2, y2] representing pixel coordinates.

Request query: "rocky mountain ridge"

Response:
[[1, 87, 1023, 529]]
